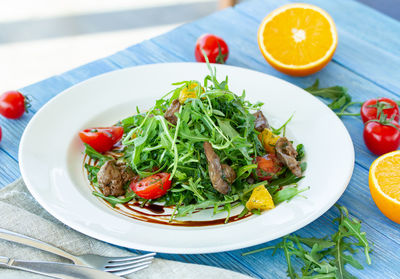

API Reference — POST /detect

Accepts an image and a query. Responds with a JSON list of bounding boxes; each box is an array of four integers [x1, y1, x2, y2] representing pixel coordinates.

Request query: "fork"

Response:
[[0, 228, 155, 276]]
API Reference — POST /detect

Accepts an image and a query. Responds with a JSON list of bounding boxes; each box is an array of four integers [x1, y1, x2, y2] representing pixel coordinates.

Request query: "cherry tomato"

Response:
[[255, 154, 283, 181], [195, 34, 229, 64], [361, 98, 400, 123], [0, 91, 28, 119], [79, 126, 123, 153], [130, 173, 172, 199], [363, 121, 400, 156]]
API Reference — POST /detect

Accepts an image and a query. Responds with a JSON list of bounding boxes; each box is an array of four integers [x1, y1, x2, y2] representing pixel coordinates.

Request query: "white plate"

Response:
[[19, 63, 354, 254]]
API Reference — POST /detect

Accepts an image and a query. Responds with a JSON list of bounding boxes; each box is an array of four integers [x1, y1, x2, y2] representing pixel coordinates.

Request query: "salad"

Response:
[[80, 62, 307, 223]]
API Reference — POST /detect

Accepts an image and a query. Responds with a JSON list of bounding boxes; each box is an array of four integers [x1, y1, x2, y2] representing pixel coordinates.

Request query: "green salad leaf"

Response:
[[242, 205, 372, 279]]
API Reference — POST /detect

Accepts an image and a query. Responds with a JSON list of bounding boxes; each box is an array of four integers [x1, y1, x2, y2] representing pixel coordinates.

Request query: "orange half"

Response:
[[258, 3, 338, 76], [369, 151, 400, 223]]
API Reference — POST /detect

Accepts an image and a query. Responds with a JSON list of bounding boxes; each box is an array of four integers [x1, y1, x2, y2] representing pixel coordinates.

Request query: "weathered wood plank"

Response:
[[0, 150, 20, 185]]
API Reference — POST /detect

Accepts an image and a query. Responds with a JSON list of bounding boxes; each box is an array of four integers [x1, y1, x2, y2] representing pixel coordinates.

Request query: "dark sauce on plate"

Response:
[[84, 154, 253, 227]]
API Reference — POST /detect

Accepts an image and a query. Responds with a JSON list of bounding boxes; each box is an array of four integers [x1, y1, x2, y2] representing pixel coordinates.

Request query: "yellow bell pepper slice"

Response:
[[178, 81, 203, 104], [258, 128, 280, 154], [246, 185, 275, 211]]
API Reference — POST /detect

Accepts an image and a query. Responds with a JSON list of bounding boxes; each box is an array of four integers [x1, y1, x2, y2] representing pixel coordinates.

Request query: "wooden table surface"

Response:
[[1, 0, 399, 278]]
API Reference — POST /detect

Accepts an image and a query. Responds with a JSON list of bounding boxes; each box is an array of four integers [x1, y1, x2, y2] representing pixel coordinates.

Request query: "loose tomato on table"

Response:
[[195, 34, 229, 64], [361, 98, 400, 123], [79, 126, 123, 153], [363, 120, 400, 156], [130, 173, 172, 199], [255, 154, 283, 181], [0, 91, 29, 119]]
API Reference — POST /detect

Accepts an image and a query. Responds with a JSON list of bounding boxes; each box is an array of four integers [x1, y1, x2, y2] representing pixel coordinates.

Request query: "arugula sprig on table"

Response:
[[242, 205, 372, 279], [305, 80, 362, 117]]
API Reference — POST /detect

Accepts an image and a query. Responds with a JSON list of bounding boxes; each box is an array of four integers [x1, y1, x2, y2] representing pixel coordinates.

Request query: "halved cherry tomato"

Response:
[[195, 34, 229, 64], [361, 98, 400, 123], [255, 154, 283, 181], [79, 126, 123, 153], [363, 120, 400, 156], [130, 173, 172, 199], [0, 91, 29, 119]]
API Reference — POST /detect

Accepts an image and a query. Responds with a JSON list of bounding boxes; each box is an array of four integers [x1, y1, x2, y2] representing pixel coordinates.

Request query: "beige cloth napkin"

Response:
[[0, 179, 253, 279]]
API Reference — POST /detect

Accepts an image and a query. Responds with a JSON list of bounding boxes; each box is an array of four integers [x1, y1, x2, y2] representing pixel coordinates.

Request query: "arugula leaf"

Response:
[[297, 144, 305, 161], [84, 164, 100, 186], [84, 143, 112, 164], [268, 169, 304, 187], [271, 115, 294, 136], [305, 80, 352, 111], [93, 190, 136, 208], [242, 205, 372, 279], [272, 186, 309, 204]]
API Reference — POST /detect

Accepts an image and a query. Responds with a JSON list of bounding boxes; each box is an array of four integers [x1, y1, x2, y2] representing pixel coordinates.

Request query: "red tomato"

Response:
[[195, 34, 229, 64], [79, 126, 123, 153], [130, 173, 172, 199], [363, 121, 400, 156], [255, 154, 283, 181], [361, 98, 400, 123], [0, 91, 28, 119]]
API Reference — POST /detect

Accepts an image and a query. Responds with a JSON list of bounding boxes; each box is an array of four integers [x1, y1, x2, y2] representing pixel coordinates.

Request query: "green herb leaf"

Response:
[[84, 143, 112, 164], [305, 80, 352, 112], [92, 191, 136, 208], [243, 205, 372, 278]]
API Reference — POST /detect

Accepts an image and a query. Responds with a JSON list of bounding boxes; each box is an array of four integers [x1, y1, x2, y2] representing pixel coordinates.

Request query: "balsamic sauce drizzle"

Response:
[[84, 154, 253, 227]]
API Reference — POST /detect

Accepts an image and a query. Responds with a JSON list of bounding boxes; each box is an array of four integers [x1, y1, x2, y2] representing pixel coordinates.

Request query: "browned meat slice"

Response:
[[275, 137, 302, 177], [253, 110, 269, 132], [221, 164, 236, 184], [203, 142, 231, 195], [115, 161, 135, 182], [164, 99, 181, 125], [97, 160, 135, 197]]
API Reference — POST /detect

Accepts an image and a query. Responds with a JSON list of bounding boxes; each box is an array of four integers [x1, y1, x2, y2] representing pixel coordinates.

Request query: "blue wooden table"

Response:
[[1, 0, 400, 278]]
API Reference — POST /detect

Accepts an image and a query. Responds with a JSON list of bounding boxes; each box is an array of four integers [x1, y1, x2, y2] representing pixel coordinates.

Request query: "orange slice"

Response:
[[258, 3, 338, 76], [246, 185, 275, 211], [369, 151, 400, 223]]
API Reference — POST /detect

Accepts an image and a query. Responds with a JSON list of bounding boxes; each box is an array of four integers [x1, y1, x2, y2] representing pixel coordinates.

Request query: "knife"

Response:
[[0, 256, 121, 279]]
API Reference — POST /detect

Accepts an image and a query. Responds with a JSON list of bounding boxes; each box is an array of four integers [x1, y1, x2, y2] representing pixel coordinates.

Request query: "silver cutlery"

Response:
[[0, 255, 122, 278], [0, 228, 155, 276]]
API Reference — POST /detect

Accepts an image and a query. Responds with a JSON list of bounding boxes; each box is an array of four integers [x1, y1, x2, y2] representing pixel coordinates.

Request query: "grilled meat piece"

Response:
[[275, 137, 302, 177], [253, 110, 269, 132], [203, 142, 231, 195], [97, 160, 135, 197], [221, 164, 236, 184], [164, 99, 181, 125]]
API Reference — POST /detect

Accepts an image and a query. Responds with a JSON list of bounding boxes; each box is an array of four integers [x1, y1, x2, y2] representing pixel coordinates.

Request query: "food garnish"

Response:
[[363, 114, 400, 156], [369, 150, 400, 223], [195, 34, 229, 64], [258, 3, 337, 76], [79, 126, 123, 153], [243, 205, 372, 279], [0, 90, 30, 119], [305, 80, 400, 155], [246, 185, 274, 211], [361, 98, 400, 123]]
